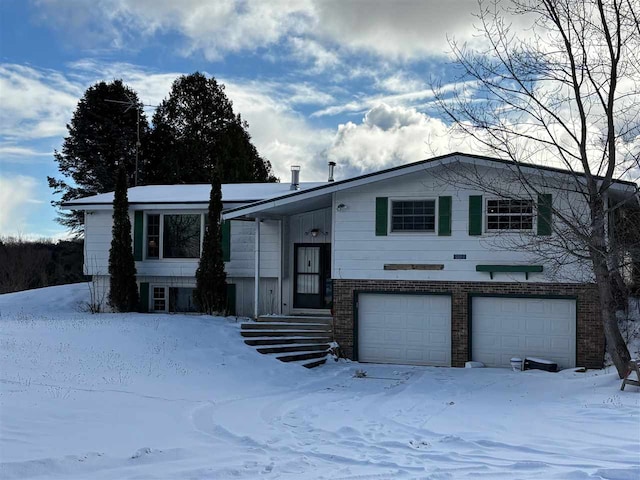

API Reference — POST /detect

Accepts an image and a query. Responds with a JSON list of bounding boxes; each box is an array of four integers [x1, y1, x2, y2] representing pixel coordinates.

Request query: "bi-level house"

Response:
[[65, 152, 638, 370]]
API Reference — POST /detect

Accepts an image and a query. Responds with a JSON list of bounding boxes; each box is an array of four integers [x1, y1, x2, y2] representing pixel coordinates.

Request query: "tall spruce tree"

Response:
[[195, 167, 227, 315], [49, 80, 149, 233], [147, 72, 276, 185], [108, 165, 139, 312]]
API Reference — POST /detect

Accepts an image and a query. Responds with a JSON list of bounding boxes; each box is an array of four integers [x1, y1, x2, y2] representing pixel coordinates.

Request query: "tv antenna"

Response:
[[105, 94, 158, 187]]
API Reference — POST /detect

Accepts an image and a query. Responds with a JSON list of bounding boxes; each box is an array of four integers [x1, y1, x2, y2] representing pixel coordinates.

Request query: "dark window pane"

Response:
[[147, 214, 160, 258], [169, 287, 198, 312], [163, 214, 201, 258]]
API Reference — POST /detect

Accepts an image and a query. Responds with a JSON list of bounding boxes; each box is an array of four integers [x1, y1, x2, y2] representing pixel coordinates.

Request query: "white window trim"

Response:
[[484, 197, 536, 233], [388, 197, 438, 235], [144, 211, 206, 260], [151, 285, 167, 312]]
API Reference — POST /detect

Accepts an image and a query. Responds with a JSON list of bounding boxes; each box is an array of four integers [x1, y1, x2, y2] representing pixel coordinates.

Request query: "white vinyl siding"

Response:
[[332, 166, 587, 283]]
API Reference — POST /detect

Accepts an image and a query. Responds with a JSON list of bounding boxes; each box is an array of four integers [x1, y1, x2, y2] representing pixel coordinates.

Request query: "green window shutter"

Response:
[[221, 220, 231, 262], [139, 282, 149, 313], [537, 193, 553, 236], [375, 197, 388, 236], [438, 196, 452, 236], [134, 211, 144, 261], [226, 283, 236, 315], [468, 195, 483, 235]]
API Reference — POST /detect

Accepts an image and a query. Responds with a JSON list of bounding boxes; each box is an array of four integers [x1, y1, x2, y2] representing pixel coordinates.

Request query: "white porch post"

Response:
[[254, 217, 261, 319]]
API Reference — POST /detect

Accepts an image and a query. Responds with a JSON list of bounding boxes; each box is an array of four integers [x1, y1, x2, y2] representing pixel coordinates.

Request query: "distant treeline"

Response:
[[0, 238, 86, 294]]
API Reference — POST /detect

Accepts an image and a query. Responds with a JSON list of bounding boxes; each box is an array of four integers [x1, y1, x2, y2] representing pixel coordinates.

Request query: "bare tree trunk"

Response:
[[590, 200, 631, 377]]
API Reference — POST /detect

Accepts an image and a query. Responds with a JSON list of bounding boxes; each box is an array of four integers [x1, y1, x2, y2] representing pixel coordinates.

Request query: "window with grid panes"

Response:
[[486, 199, 534, 231], [391, 200, 436, 232], [152, 287, 166, 311]]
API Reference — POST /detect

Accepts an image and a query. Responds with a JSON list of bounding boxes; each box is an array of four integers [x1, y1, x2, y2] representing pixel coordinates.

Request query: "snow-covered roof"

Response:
[[63, 182, 326, 208]]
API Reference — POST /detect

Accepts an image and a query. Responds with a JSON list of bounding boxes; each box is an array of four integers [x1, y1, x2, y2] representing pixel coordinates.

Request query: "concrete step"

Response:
[[241, 330, 330, 338], [244, 337, 332, 346], [302, 358, 327, 369], [277, 350, 329, 363], [256, 344, 330, 354], [257, 315, 333, 324], [242, 322, 332, 331]]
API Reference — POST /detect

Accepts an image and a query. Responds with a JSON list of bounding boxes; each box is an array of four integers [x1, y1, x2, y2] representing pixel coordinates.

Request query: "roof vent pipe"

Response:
[[290, 165, 300, 190], [328, 161, 336, 182]]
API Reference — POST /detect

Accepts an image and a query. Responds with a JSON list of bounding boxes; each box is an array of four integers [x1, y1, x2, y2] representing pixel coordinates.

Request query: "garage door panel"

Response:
[[550, 321, 571, 334], [550, 337, 571, 349], [499, 335, 521, 350], [430, 314, 449, 329], [525, 319, 546, 334], [358, 294, 451, 366], [472, 297, 576, 369], [552, 302, 573, 314], [524, 336, 547, 350], [500, 319, 522, 333], [524, 300, 545, 314]]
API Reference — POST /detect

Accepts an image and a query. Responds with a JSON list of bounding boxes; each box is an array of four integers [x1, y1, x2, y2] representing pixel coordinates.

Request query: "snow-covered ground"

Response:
[[1, 284, 638, 480]]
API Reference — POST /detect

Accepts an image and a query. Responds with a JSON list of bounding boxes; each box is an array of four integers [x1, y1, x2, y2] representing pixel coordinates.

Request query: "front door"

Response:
[[294, 244, 331, 309]]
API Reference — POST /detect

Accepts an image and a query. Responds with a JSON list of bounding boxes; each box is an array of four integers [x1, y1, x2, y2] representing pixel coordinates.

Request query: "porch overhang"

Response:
[[223, 191, 333, 220]]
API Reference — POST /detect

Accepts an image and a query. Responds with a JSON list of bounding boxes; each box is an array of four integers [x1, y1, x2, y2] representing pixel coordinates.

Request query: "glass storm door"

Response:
[[294, 244, 331, 309]]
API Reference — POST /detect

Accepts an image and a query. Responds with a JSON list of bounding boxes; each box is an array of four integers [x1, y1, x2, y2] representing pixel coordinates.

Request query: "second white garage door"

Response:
[[472, 296, 576, 369], [357, 293, 451, 366]]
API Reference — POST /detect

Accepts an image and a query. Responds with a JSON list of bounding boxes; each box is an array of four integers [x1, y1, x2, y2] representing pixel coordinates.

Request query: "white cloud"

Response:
[[0, 174, 40, 236], [376, 72, 426, 94], [313, 0, 478, 60], [288, 37, 340, 72], [36, 0, 315, 60], [325, 103, 481, 176], [0, 65, 83, 140], [312, 88, 438, 118], [222, 80, 334, 182], [0, 144, 52, 162], [34, 0, 484, 66]]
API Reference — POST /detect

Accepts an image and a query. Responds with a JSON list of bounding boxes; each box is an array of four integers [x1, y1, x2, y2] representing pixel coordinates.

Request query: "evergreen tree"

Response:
[[108, 165, 139, 312], [48, 80, 150, 233], [147, 72, 276, 185], [195, 167, 227, 315]]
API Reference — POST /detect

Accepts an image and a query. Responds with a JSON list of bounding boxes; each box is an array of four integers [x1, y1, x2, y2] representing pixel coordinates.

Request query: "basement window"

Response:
[[486, 199, 534, 231], [151, 286, 198, 312], [152, 287, 166, 312]]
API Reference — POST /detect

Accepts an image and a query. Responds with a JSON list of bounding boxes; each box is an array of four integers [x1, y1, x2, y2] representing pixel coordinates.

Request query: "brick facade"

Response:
[[333, 279, 603, 368]]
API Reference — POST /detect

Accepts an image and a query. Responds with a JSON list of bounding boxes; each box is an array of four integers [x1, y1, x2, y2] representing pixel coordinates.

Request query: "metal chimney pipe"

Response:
[[290, 165, 300, 190], [328, 161, 336, 182]]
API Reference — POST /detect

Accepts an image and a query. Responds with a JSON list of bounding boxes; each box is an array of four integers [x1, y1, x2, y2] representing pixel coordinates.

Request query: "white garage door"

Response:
[[358, 293, 451, 366], [472, 297, 576, 369]]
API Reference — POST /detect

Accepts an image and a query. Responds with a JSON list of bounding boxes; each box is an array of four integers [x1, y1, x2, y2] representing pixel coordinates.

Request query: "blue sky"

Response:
[[1, 0, 493, 239]]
